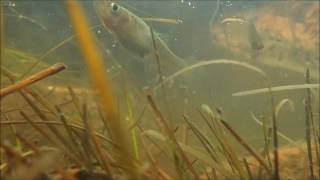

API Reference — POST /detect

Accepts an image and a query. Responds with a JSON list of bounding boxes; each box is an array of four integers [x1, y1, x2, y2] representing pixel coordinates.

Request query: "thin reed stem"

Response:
[[0, 63, 66, 98], [305, 68, 315, 180]]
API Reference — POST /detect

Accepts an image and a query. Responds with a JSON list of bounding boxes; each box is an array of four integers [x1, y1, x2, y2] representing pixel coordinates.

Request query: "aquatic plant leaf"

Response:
[[233, 84, 319, 96], [142, 129, 233, 178], [275, 99, 295, 117], [154, 59, 267, 91]]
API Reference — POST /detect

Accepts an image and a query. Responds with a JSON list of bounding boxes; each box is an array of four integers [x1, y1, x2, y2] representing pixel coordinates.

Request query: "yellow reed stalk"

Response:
[[65, 1, 138, 177]]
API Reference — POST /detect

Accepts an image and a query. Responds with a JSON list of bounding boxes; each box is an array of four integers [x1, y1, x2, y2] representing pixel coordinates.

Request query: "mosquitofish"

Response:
[[248, 20, 264, 51], [93, 0, 185, 70], [247, 19, 264, 60], [220, 18, 245, 24], [142, 17, 180, 24]]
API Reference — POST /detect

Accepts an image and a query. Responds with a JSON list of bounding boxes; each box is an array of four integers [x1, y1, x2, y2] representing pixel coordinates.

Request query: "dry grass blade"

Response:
[[1, 63, 65, 98], [154, 59, 267, 91], [146, 95, 200, 180], [1, 66, 57, 114]]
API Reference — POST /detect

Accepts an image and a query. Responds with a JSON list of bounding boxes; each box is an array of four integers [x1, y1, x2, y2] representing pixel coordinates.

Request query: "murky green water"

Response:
[[2, 0, 319, 150]]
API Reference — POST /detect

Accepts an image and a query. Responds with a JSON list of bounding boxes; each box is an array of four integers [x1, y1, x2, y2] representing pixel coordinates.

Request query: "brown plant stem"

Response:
[[0, 63, 66, 98], [220, 119, 271, 175]]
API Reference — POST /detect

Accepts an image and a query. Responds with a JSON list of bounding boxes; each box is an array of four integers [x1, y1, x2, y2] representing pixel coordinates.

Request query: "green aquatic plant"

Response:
[[126, 92, 140, 161]]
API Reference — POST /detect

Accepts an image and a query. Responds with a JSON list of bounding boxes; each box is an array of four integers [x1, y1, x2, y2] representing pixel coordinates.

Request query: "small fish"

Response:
[[142, 17, 180, 25], [247, 19, 264, 60], [93, 1, 185, 71], [220, 18, 245, 24], [248, 19, 264, 51]]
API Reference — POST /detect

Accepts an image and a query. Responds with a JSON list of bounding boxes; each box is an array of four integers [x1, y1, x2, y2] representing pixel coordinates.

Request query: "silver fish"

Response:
[[93, 1, 185, 71]]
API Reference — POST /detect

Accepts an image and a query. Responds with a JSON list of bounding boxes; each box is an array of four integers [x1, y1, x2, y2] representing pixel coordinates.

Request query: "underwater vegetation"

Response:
[[1, 1, 319, 180]]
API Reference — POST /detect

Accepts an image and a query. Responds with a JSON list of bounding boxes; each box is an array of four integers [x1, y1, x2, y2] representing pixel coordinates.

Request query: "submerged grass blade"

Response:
[[251, 112, 295, 144], [220, 119, 271, 174], [268, 85, 280, 180], [19, 111, 74, 160], [154, 59, 267, 91], [55, 105, 85, 164], [146, 95, 200, 180], [275, 98, 295, 118], [82, 103, 112, 176], [67, 86, 82, 116], [126, 93, 139, 160], [19, 23, 102, 79], [0, 120, 115, 146], [233, 84, 319, 97], [184, 116, 219, 164], [243, 158, 254, 180], [200, 104, 247, 179], [142, 129, 231, 178], [304, 69, 315, 180], [19, 91, 74, 154]]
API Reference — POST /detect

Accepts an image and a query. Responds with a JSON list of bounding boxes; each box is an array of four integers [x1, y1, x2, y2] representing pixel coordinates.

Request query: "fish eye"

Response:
[[111, 3, 119, 12]]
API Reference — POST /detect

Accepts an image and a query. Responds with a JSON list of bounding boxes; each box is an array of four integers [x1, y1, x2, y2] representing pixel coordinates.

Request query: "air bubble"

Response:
[[177, 18, 183, 24]]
